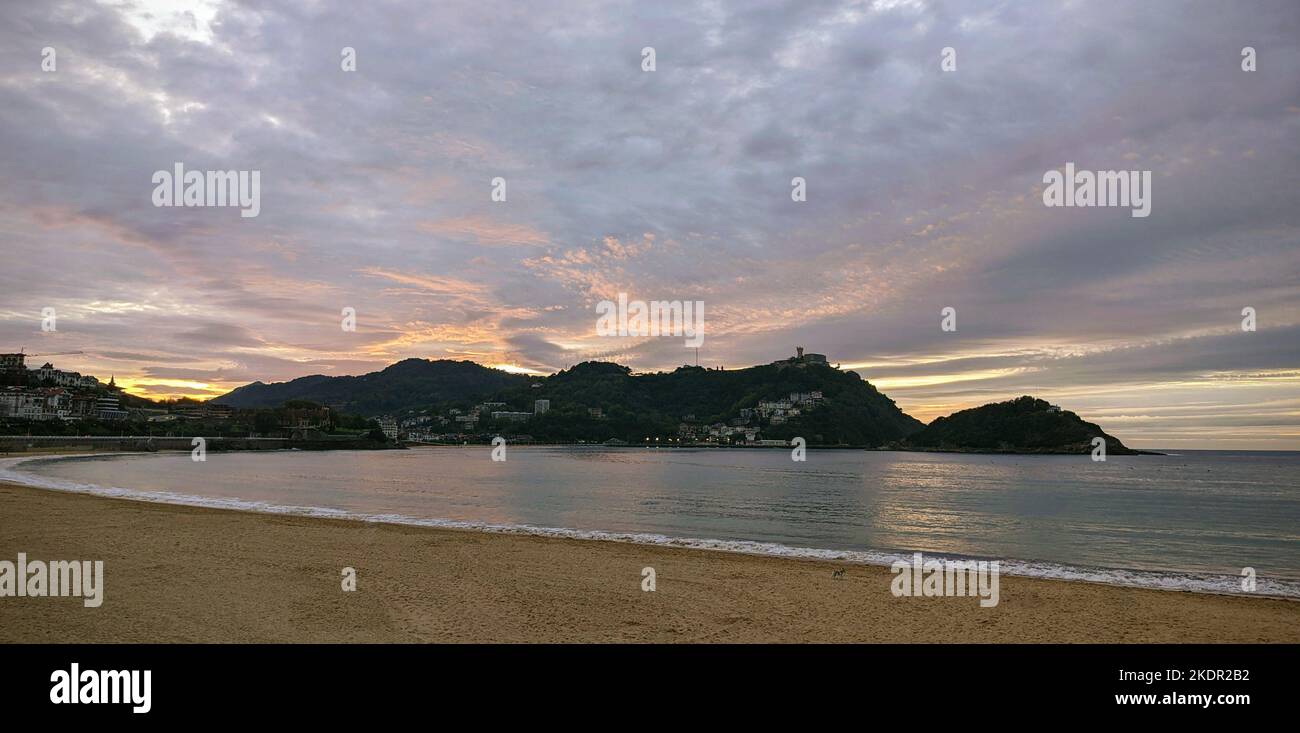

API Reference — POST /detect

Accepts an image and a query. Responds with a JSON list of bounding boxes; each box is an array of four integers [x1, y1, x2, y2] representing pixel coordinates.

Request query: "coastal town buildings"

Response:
[[0, 388, 45, 419], [1, 353, 205, 423], [35, 362, 101, 389], [2, 347, 839, 446]]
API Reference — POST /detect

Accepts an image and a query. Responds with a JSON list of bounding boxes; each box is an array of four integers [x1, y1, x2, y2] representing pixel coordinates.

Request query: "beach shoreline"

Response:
[[1, 467, 1297, 643], [2, 449, 1291, 599]]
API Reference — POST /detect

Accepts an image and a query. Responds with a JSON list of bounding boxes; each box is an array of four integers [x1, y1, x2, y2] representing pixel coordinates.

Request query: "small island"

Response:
[[898, 396, 1157, 455]]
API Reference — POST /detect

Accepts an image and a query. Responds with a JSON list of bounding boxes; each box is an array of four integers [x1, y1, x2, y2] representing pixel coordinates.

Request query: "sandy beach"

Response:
[[1, 474, 1296, 643]]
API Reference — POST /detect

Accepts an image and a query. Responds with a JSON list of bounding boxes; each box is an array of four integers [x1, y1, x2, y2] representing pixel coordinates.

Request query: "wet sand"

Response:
[[1, 478, 1297, 643]]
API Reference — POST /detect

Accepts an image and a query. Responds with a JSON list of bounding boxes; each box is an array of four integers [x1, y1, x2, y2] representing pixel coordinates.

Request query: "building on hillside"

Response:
[[210, 404, 233, 419], [794, 346, 828, 365], [755, 399, 792, 418], [43, 388, 70, 418], [773, 346, 830, 369], [279, 405, 327, 429], [171, 403, 235, 420], [30, 362, 99, 388], [0, 353, 26, 372], [492, 411, 532, 423], [534, 399, 550, 415], [789, 391, 824, 406], [68, 394, 98, 417], [95, 396, 129, 421], [377, 417, 399, 440], [0, 388, 42, 418]]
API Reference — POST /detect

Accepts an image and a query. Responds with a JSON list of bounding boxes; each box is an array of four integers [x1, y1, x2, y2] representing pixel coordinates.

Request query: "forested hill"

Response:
[[216, 357, 925, 446], [904, 396, 1142, 454], [499, 361, 925, 445], [214, 359, 529, 414]]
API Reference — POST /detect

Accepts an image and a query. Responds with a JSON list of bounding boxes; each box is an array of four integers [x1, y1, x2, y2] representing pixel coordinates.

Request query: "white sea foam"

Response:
[[2, 453, 1297, 599]]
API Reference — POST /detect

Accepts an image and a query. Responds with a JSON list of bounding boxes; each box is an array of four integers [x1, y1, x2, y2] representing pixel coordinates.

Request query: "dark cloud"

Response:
[[0, 0, 1297, 446]]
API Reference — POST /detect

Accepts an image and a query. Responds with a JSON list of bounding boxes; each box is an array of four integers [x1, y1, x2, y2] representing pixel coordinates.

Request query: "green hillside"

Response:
[[904, 396, 1140, 454]]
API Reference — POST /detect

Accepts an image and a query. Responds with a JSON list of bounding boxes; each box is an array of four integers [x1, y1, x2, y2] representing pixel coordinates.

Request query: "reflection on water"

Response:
[[17, 447, 1300, 588]]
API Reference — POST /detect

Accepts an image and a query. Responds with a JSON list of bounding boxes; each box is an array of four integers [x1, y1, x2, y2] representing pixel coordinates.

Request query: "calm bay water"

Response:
[[5, 447, 1299, 596]]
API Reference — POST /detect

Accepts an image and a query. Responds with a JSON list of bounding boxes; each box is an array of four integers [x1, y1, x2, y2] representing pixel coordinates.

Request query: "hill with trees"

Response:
[[215, 357, 924, 446], [902, 396, 1143, 454], [213, 359, 530, 414], [214, 360, 1144, 452], [486, 360, 924, 445]]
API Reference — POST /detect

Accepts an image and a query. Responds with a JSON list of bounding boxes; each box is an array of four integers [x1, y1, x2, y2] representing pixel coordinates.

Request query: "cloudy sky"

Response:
[[2, 0, 1298, 449]]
